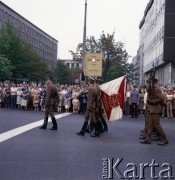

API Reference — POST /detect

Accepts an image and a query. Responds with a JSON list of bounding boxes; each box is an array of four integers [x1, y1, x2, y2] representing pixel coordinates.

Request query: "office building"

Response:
[[137, 0, 175, 85], [0, 1, 58, 67]]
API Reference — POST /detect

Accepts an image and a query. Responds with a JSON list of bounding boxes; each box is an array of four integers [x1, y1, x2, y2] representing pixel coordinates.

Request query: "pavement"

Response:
[[0, 108, 174, 180]]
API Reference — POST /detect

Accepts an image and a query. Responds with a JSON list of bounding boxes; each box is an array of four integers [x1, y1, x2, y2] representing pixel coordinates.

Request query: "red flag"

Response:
[[99, 76, 127, 122]]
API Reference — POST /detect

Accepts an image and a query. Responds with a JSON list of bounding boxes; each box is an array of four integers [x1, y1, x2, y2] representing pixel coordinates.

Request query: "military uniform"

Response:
[[40, 80, 59, 130], [85, 85, 98, 123], [140, 78, 168, 145], [76, 77, 100, 137]]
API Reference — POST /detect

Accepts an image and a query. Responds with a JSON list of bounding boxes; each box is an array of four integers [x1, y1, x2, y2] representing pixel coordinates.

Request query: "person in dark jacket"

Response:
[[40, 77, 59, 130], [129, 84, 139, 118]]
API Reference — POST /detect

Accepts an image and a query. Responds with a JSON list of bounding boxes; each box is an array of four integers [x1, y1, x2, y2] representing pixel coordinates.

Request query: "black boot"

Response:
[[50, 117, 57, 130], [97, 121, 104, 133], [90, 122, 100, 137], [90, 121, 94, 132], [104, 126, 108, 132], [40, 117, 48, 129], [85, 126, 91, 133], [100, 117, 108, 132], [76, 122, 88, 136], [85, 121, 94, 133]]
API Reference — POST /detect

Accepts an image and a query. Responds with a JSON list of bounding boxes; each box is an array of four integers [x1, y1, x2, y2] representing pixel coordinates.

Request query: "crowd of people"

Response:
[[1, 81, 175, 119], [0, 77, 108, 137], [0, 75, 174, 143], [0, 82, 89, 114], [124, 84, 175, 119]]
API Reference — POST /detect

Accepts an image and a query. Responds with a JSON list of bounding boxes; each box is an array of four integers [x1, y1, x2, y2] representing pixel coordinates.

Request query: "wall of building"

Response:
[[59, 59, 82, 69], [137, 0, 175, 85], [0, 1, 58, 67], [164, 0, 175, 62]]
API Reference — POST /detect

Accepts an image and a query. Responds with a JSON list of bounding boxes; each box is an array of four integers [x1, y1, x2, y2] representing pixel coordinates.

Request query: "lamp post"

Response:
[[82, 0, 87, 76]]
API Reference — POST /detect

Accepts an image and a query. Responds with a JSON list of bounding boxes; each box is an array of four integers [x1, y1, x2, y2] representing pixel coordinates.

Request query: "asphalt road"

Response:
[[0, 108, 174, 180]]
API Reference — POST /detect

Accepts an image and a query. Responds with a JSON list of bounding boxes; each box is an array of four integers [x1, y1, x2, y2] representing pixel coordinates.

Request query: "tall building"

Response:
[[0, 1, 58, 67], [138, 0, 175, 85]]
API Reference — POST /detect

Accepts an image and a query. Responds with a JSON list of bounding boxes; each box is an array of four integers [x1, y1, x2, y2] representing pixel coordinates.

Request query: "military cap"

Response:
[[133, 83, 137, 87], [88, 76, 95, 82], [47, 76, 53, 81], [148, 77, 158, 83], [95, 77, 102, 83]]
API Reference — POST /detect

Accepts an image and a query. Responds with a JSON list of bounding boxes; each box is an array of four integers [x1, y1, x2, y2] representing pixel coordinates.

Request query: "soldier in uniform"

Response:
[[140, 77, 169, 145], [76, 77, 100, 137], [40, 77, 59, 130]]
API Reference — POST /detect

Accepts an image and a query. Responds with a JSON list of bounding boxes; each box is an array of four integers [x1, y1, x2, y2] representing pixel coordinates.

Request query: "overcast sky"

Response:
[[2, 0, 149, 61]]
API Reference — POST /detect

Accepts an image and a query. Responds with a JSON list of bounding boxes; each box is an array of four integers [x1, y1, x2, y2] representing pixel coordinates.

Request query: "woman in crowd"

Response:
[[63, 87, 72, 112], [166, 89, 174, 118], [72, 95, 80, 114], [33, 86, 40, 111], [40, 86, 46, 112], [139, 88, 145, 117], [16, 87, 23, 109], [21, 86, 30, 110]]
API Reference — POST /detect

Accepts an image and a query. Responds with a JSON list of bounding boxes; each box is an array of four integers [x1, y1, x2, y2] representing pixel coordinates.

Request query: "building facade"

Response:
[[0, 1, 58, 67], [138, 0, 175, 86], [59, 59, 82, 69], [132, 56, 140, 86]]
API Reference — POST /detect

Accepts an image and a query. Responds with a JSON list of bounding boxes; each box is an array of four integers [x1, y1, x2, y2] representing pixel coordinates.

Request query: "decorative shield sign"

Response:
[[84, 53, 102, 76]]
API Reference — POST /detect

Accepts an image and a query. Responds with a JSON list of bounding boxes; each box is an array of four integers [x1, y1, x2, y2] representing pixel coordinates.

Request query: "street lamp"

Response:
[[82, 0, 87, 78]]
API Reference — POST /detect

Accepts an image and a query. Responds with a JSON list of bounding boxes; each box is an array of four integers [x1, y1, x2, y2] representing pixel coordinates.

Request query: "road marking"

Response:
[[0, 113, 71, 143]]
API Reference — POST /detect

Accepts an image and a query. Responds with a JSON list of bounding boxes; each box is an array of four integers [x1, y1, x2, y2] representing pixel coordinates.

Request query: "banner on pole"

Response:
[[99, 75, 128, 122]]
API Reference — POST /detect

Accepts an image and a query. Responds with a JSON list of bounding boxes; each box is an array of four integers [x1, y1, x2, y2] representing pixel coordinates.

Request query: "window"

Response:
[[66, 63, 70, 68]]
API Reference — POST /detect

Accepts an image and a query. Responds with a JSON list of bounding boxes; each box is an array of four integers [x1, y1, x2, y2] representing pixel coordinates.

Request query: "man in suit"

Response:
[[76, 77, 100, 137], [140, 77, 169, 145], [129, 84, 139, 118], [40, 77, 59, 130]]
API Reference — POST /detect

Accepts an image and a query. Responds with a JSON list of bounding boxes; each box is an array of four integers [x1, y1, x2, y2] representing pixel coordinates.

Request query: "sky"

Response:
[[1, 0, 149, 61]]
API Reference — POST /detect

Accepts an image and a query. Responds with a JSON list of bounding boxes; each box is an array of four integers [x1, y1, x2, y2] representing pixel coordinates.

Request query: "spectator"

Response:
[[129, 84, 139, 118], [139, 88, 145, 117], [72, 95, 80, 114], [4, 84, 11, 108], [16, 87, 22, 109], [166, 89, 174, 118]]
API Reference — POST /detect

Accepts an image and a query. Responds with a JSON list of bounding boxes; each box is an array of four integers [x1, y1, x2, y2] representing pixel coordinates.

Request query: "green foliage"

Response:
[[0, 23, 50, 82], [70, 31, 133, 82], [0, 55, 13, 80], [54, 60, 70, 84], [54, 60, 81, 85], [66, 67, 81, 85]]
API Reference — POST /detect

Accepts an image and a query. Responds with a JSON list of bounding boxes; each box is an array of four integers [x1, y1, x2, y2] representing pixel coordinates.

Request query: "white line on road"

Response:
[[0, 113, 71, 143]]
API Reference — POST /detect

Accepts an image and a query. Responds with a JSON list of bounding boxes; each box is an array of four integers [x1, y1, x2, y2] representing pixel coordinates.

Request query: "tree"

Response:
[[66, 67, 81, 85], [54, 60, 70, 84], [0, 23, 49, 82], [70, 31, 134, 82], [0, 55, 13, 80]]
